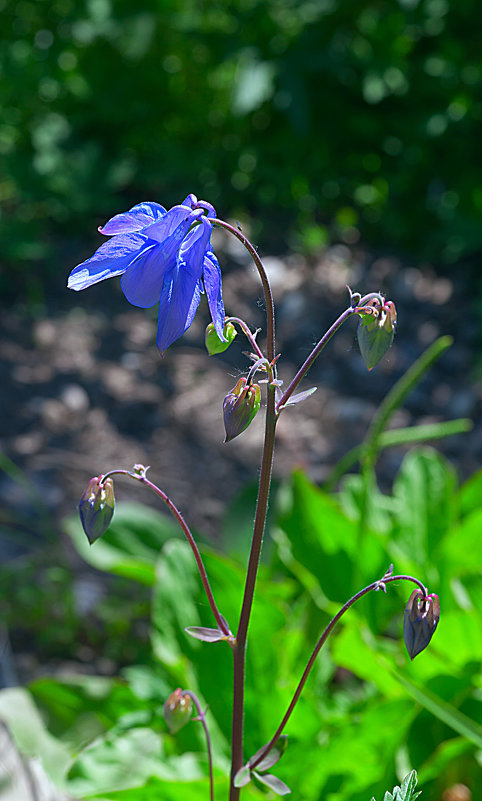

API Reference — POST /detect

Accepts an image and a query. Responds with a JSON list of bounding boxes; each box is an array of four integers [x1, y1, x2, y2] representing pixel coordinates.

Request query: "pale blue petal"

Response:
[[203, 250, 225, 339], [120, 244, 167, 308], [67, 233, 147, 291], [99, 202, 166, 235], [156, 218, 212, 352]]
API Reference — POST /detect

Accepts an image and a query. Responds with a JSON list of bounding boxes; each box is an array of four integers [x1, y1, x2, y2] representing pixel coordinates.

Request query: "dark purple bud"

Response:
[[403, 590, 440, 660], [79, 475, 115, 544], [163, 688, 192, 734], [223, 377, 261, 443]]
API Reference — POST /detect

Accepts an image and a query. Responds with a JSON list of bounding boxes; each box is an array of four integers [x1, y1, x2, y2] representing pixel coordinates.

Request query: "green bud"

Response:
[[79, 475, 115, 544], [205, 322, 237, 355], [163, 688, 192, 734], [223, 377, 261, 443], [357, 299, 397, 370]]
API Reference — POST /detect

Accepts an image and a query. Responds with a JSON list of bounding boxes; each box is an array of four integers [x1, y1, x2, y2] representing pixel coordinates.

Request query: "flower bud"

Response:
[[163, 688, 192, 734], [223, 377, 261, 443], [357, 299, 397, 370], [79, 475, 115, 544], [205, 321, 237, 355], [403, 590, 440, 660]]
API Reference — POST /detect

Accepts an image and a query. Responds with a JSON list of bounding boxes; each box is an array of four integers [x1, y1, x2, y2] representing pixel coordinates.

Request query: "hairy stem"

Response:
[[276, 305, 355, 413], [212, 219, 275, 362], [185, 691, 215, 801], [230, 381, 278, 798], [102, 469, 231, 640], [225, 316, 265, 360], [249, 573, 427, 770]]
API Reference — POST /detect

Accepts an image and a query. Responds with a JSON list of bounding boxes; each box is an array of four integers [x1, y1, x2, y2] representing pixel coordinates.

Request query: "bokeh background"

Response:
[[0, 2, 481, 800]]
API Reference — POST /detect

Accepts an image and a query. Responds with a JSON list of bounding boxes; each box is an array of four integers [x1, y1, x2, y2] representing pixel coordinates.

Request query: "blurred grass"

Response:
[[1, 0, 482, 300]]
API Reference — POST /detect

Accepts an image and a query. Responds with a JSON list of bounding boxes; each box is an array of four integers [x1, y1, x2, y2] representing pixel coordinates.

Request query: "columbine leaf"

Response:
[[253, 771, 291, 795], [248, 736, 288, 771], [397, 771, 420, 801], [233, 766, 252, 788], [278, 387, 317, 410], [184, 626, 227, 642]]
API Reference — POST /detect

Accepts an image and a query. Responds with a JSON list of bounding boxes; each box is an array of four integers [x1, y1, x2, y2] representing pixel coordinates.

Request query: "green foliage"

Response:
[[3, 0, 482, 297], [371, 770, 421, 801], [0, 447, 479, 799]]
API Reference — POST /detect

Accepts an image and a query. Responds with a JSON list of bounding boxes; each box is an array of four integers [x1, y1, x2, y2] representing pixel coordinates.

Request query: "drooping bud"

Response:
[[163, 688, 192, 734], [79, 475, 115, 544], [357, 298, 397, 370], [223, 377, 261, 443], [205, 321, 237, 355], [403, 590, 440, 660]]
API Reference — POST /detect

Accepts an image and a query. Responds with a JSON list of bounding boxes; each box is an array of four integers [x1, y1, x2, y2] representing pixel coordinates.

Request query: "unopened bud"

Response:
[[205, 322, 237, 355], [79, 475, 115, 544], [223, 377, 261, 443], [403, 590, 440, 660], [357, 298, 397, 370], [163, 688, 192, 733]]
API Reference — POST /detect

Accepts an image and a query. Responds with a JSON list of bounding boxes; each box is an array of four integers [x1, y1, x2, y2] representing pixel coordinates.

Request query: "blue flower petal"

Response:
[[120, 244, 168, 308], [156, 218, 212, 352], [99, 202, 166, 235], [67, 233, 148, 291], [146, 205, 202, 244], [203, 250, 225, 340]]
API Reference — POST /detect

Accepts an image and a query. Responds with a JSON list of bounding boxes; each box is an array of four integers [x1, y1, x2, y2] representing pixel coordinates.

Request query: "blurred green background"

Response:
[[2, 0, 482, 300]]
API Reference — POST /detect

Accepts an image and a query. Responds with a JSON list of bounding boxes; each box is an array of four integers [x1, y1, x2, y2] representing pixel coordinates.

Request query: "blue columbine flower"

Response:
[[67, 194, 225, 353]]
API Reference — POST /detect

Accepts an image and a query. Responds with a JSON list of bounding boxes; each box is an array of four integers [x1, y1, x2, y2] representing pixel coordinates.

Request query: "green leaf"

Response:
[[234, 766, 252, 787], [253, 770, 291, 795]]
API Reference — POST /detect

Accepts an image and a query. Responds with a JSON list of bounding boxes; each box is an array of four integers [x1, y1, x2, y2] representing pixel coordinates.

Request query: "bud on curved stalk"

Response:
[[163, 688, 193, 734], [223, 377, 261, 443], [357, 298, 397, 370], [79, 475, 115, 544], [403, 590, 440, 660], [205, 321, 237, 355]]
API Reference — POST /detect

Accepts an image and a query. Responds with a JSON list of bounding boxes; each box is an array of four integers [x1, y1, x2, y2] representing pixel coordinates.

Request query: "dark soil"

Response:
[[1, 230, 481, 551]]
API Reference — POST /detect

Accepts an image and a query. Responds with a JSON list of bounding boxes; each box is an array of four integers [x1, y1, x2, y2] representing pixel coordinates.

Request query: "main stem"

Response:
[[230, 383, 277, 798]]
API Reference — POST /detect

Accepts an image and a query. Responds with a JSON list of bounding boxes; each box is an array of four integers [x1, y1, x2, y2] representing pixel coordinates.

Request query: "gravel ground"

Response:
[[1, 230, 481, 549]]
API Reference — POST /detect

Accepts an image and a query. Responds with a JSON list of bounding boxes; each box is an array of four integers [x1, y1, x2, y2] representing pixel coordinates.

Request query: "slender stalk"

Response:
[[276, 306, 355, 413], [249, 573, 428, 770], [102, 468, 231, 640], [225, 316, 265, 360], [230, 382, 278, 798], [185, 691, 215, 801], [212, 219, 275, 362]]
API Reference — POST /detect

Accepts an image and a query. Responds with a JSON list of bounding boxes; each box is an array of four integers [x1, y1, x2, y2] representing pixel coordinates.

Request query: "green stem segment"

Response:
[[248, 573, 428, 770]]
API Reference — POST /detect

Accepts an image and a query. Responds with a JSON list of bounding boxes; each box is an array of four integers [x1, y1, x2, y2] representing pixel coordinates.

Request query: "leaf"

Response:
[[233, 765, 252, 787], [253, 770, 291, 795], [278, 386, 317, 410], [184, 626, 227, 642], [248, 735, 288, 771]]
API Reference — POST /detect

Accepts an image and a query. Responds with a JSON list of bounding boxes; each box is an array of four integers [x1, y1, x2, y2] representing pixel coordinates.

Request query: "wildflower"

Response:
[[67, 194, 225, 353], [163, 688, 192, 734]]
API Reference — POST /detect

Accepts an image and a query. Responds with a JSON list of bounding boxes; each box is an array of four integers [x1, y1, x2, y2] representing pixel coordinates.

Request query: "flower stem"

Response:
[[102, 469, 231, 640], [225, 316, 265, 360], [212, 219, 275, 362], [230, 381, 278, 799], [276, 305, 355, 413], [248, 573, 427, 770], [185, 691, 215, 801]]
